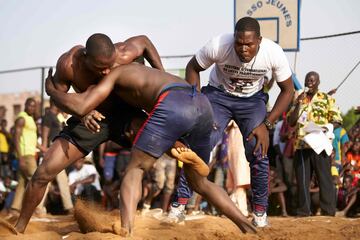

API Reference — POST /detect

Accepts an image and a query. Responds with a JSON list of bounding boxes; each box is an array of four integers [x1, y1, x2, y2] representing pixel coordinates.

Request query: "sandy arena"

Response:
[[0, 200, 359, 240]]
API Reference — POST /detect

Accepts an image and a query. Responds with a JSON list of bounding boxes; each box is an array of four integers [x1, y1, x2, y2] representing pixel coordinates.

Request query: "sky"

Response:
[[0, 0, 359, 113]]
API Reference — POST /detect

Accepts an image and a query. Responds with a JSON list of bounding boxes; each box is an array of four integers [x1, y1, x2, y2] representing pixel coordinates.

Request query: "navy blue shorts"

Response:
[[133, 84, 214, 162]]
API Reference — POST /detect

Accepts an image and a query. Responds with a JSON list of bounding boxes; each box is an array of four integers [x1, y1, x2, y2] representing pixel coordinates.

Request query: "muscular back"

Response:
[[111, 64, 187, 111], [51, 64, 189, 117]]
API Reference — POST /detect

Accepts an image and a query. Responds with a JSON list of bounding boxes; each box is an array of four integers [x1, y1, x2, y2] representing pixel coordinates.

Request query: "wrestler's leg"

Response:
[[15, 138, 84, 233], [177, 148, 255, 234], [170, 147, 209, 177], [120, 147, 156, 236]]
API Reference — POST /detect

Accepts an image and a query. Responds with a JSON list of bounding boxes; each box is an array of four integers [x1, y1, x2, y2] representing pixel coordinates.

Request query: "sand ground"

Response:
[[1, 206, 359, 240]]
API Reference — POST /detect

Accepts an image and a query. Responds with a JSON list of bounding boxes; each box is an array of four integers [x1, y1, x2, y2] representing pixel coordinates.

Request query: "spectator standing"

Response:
[[0, 120, 10, 178], [226, 120, 251, 217], [289, 71, 343, 216], [10, 98, 47, 216], [0, 175, 17, 213], [142, 153, 176, 213], [332, 121, 350, 171]]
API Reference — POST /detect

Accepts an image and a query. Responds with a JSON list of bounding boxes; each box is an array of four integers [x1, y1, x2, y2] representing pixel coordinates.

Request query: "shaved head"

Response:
[[85, 33, 115, 59]]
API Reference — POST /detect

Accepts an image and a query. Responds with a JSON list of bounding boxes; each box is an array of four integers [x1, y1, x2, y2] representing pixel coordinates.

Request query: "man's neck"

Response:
[[307, 89, 319, 100]]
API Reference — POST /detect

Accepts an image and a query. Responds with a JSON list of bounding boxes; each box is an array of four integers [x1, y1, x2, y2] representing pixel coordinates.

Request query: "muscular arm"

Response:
[[185, 57, 206, 91], [49, 51, 75, 114], [123, 35, 164, 71], [46, 68, 118, 117], [267, 77, 294, 124], [52, 52, 72, 93], [248, 77, 294, 157]]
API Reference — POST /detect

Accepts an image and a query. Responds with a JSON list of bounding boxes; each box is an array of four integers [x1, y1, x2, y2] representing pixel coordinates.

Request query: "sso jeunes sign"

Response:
[[235, 0, 300, 51]]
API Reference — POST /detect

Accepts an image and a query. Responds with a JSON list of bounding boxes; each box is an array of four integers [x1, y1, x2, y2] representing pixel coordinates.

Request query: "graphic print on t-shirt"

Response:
[[222, 64, 267, 93]]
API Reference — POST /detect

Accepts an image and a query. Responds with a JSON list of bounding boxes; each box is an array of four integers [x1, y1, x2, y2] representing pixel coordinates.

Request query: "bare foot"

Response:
[[0, 218, 18, 235], [112, 222, 129, 236], [282, 211, 288, 217], [113, 226, 130, 237], [170, 147, 209, 177]]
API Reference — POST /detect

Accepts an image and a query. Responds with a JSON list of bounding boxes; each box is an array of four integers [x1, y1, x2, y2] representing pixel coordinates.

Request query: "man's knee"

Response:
[[31, 166, 55, 187], [130, 149, 156, 172]]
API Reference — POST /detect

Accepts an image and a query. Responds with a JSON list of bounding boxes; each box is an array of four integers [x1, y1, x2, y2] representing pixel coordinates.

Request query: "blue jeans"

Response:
[[176, 86, 269, 210]]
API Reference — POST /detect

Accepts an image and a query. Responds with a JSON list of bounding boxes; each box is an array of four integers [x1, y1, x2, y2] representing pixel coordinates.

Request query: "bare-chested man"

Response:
[[45, 63, 257, 235], [13, 33, 165, 233]]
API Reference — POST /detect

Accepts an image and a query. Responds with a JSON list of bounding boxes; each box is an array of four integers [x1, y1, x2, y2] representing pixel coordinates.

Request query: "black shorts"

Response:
[[56, 108, 144, 155]]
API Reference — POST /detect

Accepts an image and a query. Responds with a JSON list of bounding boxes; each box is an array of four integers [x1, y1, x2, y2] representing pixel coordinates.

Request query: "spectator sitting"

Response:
[[336, 174, 359, 217], [346, 141, 360, 186], [68, 156, 102, 203], [268, 167, 288, 217], [309, 176, 320, 216], [347, 141, 360, 166], [0, 175, 17, 213]]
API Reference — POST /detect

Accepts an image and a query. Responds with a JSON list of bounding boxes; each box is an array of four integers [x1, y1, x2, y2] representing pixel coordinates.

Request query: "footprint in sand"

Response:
[[170, 147, 209, 177]]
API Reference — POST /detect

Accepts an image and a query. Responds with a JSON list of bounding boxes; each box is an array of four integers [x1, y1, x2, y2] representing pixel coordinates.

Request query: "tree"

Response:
[[342, 107, 360, 131]]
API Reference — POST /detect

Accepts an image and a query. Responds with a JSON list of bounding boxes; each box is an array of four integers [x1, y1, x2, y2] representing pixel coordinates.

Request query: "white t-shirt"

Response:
[[68, 164, 101, 195], [196, 34, 292, 97], [0, 180, 17, 193]]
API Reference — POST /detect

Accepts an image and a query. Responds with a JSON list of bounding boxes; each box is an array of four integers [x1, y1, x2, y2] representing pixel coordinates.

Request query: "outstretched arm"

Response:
[[123, 35, 164, 71], [46, 68, 118, 117]]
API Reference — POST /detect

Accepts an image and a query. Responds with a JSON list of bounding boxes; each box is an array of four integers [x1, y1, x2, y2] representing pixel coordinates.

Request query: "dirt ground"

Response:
[[1, 206, 359, 240]]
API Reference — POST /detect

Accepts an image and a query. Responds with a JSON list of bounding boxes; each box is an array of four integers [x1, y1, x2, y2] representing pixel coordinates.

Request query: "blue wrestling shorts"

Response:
[[133, 83, 214, 162]]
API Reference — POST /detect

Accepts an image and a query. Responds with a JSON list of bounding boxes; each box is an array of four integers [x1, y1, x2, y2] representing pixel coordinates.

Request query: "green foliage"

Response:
[[342, 107, 360, 131]]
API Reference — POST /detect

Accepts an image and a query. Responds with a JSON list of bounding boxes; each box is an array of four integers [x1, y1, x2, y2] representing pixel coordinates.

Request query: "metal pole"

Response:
[[40, 67, 45, 117], [293, 51, 298, 74], [335, 60, 360, 90]]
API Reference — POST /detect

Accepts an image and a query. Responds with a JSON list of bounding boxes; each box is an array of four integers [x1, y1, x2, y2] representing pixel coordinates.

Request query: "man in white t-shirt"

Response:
[[68, 157, 102, 203], [172, 17, 294, 227]]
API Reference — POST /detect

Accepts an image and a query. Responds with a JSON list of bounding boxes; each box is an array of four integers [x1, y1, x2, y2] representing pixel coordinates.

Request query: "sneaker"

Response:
[[189, 210, 204, 216], [141, 203, 151, 216], [252, 212, 268, 227], [164, 203, 186, 223]]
